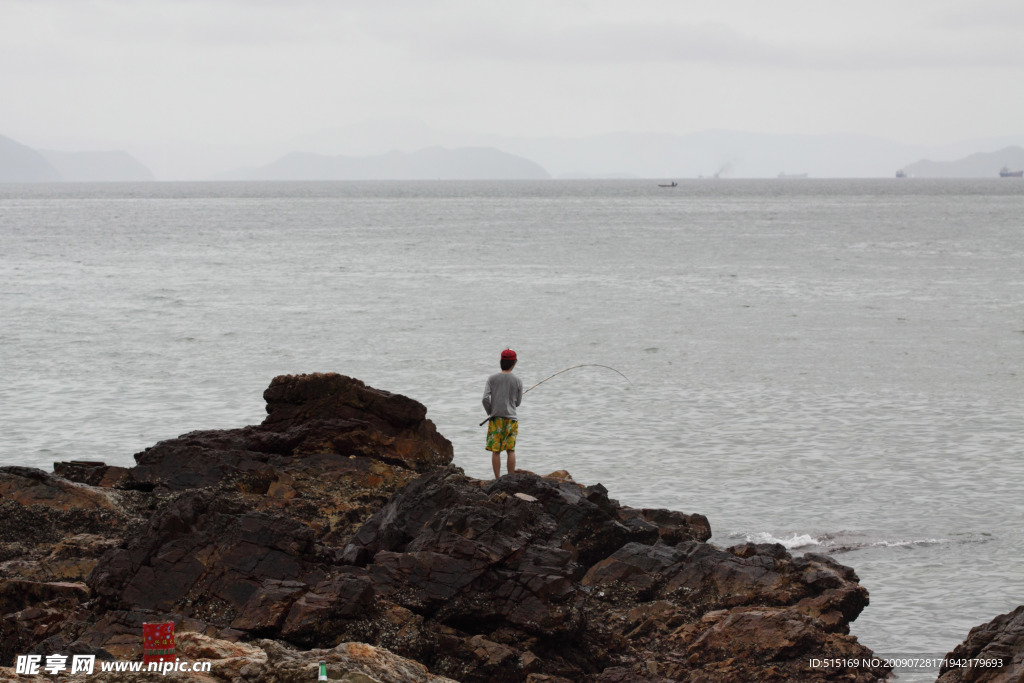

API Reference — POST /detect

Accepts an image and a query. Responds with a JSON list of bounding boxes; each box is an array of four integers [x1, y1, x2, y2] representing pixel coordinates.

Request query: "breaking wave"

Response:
[[736, 531, 957, 554]]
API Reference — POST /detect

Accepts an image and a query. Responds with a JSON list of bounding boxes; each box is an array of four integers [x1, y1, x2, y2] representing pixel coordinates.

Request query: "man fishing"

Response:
[[482, 349, 523, 479]]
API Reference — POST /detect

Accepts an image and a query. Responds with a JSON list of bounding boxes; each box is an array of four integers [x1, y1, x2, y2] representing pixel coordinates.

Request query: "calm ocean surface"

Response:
[[2, 179, 1022, 680]]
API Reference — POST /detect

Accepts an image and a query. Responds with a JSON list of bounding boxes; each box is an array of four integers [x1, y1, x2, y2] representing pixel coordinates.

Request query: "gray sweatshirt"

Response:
[[482, 372, 523, 419]]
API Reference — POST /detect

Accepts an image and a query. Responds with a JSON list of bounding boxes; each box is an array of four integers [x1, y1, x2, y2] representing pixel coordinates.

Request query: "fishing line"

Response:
[[479, 364, 633, 426], [524, 364, 633, 393]]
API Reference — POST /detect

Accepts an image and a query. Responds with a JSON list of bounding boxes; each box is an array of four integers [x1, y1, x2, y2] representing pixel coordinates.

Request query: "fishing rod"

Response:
[[479, 364, 633, 426]]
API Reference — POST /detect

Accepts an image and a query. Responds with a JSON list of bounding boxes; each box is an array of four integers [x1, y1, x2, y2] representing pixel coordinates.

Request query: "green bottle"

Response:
[[318, 661, 327, 681]]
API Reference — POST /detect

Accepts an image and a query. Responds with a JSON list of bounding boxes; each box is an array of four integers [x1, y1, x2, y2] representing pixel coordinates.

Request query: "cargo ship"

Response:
[[1000, 166, 1023, 178]]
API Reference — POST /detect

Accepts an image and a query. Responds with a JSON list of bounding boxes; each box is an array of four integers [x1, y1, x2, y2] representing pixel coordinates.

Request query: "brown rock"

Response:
[[255, 638, 460, 683], [0, 467, 115, 511], [2, 534, 122, 583], [681, 607, 889, 681], [0, 634, 458, 683], [0, 465, 146, 595], [229, 579, 307, 633], [279, 571, 376, 644]]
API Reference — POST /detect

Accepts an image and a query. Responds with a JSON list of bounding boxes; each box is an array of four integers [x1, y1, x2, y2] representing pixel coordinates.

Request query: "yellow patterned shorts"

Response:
[[485, 417, 518, 452]]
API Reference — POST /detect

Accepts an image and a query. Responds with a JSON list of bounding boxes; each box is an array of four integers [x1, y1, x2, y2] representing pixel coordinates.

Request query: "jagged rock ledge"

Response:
[[1, 373, 891, 682], [936, 606, 1024, 683]]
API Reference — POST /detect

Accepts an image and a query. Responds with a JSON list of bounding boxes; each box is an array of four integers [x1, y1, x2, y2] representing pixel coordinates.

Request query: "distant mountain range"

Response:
[[5, 128, 1024, 181], [218, 146, 550, 181], [0, 134, 154, 182], [220, 135, 1024, 180], [473, 132, 1024, 179], [287, 121, 1024, 179], [901, 146, 1024, 178]]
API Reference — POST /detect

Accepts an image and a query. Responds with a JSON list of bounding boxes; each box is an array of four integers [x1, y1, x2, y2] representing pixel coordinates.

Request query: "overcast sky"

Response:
[[3, 0, 1024, 152]]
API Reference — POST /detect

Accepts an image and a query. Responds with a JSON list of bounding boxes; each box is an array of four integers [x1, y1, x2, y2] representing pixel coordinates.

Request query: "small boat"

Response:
[[658, 181, 678, 187], [999, 166, 1023, 178], [896, 170, 907, 178]]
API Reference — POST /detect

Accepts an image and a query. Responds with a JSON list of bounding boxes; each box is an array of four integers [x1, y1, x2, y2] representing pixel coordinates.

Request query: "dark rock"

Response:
[[262, 372, 428, 427], [343, 467, 880, 681], [113, 373, 453, 551], [618, 507, 712, 546], [0, 580, 89, 615], [681, 607, 889, 682], [341, 465, 475, 566], [53, 461, 129, 488], [87, 490, 323, 621], [937, 605, 1024, 682], [0, 374, 887, 681], [0, 580, 91, 667], [126, 372, 452, 492], [278, 571, 376, 644], [71, 375, 455, 655]]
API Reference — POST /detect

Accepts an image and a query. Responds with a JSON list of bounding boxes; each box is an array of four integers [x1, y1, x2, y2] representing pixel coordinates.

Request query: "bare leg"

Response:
[[491, 451, 501, 479], [507, 450, 516, 475]]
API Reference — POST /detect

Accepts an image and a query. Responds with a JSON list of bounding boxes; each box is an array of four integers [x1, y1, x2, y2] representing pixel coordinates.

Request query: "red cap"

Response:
[[501, 349, 517, 361]]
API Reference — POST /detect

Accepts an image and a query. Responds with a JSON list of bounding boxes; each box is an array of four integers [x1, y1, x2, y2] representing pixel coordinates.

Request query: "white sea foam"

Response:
[[868, 538, 948, 549], [805, 532, 957, 554], [744, 532, 822, 549]]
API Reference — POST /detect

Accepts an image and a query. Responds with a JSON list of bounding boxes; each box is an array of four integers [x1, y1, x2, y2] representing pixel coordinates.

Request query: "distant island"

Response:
[[219, 146, 551, 181], [901, 146, 1024, 178], [297, 124, 1024, 179], [0, 134, 153, 182], [6, 127, 1024, 181]]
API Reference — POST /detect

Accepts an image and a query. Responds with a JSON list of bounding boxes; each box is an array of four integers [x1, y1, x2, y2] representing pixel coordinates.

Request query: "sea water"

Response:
[[2, 179, 1022, 680]]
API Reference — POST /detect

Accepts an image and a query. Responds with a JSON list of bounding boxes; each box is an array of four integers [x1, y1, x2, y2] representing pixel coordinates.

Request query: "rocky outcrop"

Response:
[[125, 372, 452, 488], [0, 633, 458, 682], [337, 467, 884, 682], [0, 373, 888, 681], [0, 464, 151, 667], [937, 605, 1024, 682]]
